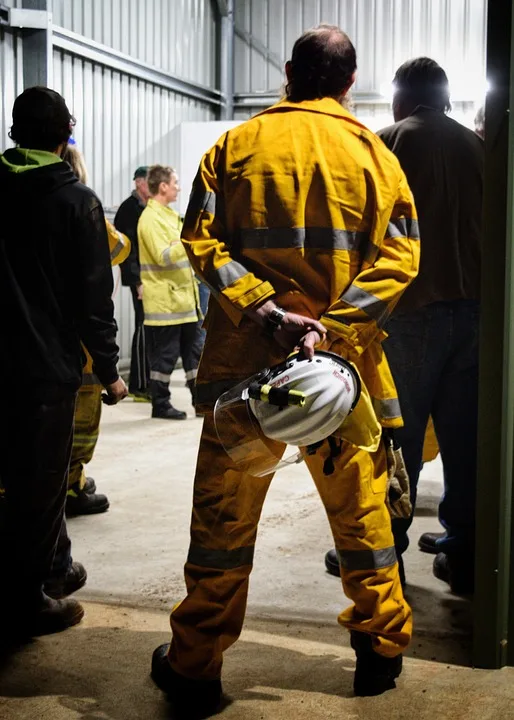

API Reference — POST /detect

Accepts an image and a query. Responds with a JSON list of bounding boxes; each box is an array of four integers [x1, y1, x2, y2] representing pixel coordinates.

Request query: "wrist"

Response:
[[247, 299, 278, 327], [265, 306, 287, 335]]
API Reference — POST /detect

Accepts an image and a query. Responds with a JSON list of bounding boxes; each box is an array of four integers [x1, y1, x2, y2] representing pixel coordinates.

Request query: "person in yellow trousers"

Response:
[[63, 143, 130, 515], [151, 25, 420, 717]]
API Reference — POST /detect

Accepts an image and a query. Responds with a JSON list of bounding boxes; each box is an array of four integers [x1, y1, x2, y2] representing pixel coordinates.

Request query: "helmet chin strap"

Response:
[[305, 435, 344, 476], [323, 436, 343, 476]]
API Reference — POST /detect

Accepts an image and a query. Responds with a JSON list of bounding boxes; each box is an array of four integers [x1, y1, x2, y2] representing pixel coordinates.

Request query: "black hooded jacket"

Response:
[[0, 148, 119, 389]]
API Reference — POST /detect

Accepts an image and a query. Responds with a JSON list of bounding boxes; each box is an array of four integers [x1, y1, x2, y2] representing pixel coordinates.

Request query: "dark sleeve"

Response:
[[114, 200, 141, 286], [73, 201, 120, 386]]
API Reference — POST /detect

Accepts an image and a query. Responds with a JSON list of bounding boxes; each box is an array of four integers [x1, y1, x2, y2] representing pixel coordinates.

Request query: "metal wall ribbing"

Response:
[[0, 0, 22, 149], [233, 0, 488, 127], [51, 0, 217, 88]]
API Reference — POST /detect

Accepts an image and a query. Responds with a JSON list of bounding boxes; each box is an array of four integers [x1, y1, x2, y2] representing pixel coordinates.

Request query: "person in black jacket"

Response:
[[0, 87, 127, 638], [115, 167, 151, 400]]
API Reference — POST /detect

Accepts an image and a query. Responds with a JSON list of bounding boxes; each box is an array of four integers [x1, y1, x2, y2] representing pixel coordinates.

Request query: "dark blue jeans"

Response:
[[383, 300, 479, 559]]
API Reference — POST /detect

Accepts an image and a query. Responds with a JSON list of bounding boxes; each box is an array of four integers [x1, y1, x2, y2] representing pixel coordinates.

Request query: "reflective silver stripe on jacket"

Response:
[[387, 217, 420, 240], [145, 310, 197, 322], [110, 232, 126, 261], [239, 226, 369, 252], [186, 188, 216, 218], [339, 285, 390, 325], [82, 373, 100, 386], [162, 245, 190, 269], [372, 397, 402, 421], [337, 546, 397, 571], [209, 260, 249, 291], [150, 371, 170, 383], [188, 544, 255, 569], [140, 261, 189, 273], [185, 368, 198, 381]]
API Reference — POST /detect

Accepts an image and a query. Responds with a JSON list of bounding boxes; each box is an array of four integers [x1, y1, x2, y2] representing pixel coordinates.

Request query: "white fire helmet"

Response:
[[214, 351, 361, 477]]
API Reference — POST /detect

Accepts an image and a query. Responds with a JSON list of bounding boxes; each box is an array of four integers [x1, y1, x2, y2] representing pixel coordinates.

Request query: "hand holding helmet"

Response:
[[247, 300, 327, 359]]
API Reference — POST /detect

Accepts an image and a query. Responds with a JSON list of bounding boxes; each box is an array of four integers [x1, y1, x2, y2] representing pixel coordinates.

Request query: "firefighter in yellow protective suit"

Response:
[[151, 26, 420, 716], [66, 219, 130, 515]]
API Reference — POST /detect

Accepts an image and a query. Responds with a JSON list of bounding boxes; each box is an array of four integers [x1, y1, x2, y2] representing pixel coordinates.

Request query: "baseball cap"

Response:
[[133, 166, 149, 180]]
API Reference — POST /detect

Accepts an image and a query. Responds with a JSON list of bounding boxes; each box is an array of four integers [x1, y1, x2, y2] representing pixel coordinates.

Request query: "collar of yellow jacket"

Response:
[[256, 97, 365, 125], [147, 197, 178, 218]]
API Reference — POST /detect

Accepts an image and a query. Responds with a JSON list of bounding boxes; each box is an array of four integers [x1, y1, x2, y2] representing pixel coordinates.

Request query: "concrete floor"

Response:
[[2, 371, 510, 719]]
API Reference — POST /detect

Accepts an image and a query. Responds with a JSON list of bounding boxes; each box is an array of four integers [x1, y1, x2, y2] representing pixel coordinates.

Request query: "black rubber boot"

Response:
[[151, 643, 223, 719], [418, 531, 446, 554], [152, 405, 187, 420], [351, 631, 402, 697], [324, 548, 340, 577], [433, 552, 474, 595], [45, 561, 87, 599], [66, 488, 110, 516], [84, 476, 97, 494]]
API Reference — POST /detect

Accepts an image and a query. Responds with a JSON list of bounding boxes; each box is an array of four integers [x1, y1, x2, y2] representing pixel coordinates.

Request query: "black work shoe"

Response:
[[325, 548, 340, 577], [66, 488, 110, 516], [44, 561, 87, 599], [351, 631, 402, 697], [418, 531, 446, 554], [30, 595, 84, 636], [152, 405, 187, 420], [151, 643, 223, 719], [84, 476, 97, 494], [433, 553, 474, 595]]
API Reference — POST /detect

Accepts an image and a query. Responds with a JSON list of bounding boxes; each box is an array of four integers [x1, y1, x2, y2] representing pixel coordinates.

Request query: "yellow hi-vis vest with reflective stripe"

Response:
[[181, 97, 420, 428], [138, 198, 199, 327], [82, 219, 131, 384]]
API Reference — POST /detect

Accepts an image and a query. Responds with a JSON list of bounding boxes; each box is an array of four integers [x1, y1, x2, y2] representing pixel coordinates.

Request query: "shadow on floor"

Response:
[[0, 606, 509, 720]]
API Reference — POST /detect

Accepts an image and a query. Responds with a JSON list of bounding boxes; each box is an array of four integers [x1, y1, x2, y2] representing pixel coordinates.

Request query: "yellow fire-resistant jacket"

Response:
[[138, 197, 199, 326], [82, 219, 130, 383], [182, 98, 420, 428], [106, 218, 131, 267]]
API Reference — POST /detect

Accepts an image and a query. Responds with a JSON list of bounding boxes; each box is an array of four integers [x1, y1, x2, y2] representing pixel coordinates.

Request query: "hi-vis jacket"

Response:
[[138, 197, 199, 327], [82, 220, 130, 384], [181, 97, 420, 427], [106, 219, 130, 266]]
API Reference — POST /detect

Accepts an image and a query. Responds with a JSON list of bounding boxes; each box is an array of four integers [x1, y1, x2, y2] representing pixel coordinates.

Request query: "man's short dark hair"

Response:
[[147, 165, 174, 196], [393, 57, 451, 113], [286, 25, 357, 103], [9, 87, 74, 151]]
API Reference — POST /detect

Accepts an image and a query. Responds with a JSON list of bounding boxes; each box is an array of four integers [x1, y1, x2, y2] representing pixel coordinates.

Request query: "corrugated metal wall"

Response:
[[52, 51, 216, 208], [0, 0, 22, 149], [233, 0, 487, 129], [52, 0, 217, 88], [49, 1, 219, 366]]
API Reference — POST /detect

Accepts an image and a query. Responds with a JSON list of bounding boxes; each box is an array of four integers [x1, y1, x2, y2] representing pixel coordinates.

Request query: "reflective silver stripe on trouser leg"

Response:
[[337, 547, 397, 571], [150, 371, 171, 383], [187, 545, 255, 569]]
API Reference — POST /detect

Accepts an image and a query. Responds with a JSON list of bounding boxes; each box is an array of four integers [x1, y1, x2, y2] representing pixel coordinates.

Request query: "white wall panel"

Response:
[[52, 0, 217, 88], [234, 0, 487, 106]]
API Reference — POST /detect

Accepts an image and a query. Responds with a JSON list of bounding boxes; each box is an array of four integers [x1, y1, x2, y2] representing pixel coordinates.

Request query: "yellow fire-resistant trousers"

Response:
[[68, 380, 102, 491], [168, 413, 412, 680]]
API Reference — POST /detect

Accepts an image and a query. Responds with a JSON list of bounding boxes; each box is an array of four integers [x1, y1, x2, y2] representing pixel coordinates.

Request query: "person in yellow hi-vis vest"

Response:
[[150, 26, 419, 716], [138, 165, 200, 420], [62, 144, 130, 516]]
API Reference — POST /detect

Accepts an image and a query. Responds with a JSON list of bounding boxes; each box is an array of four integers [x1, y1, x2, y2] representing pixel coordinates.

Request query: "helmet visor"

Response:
[[214, 375, 303, 477]]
